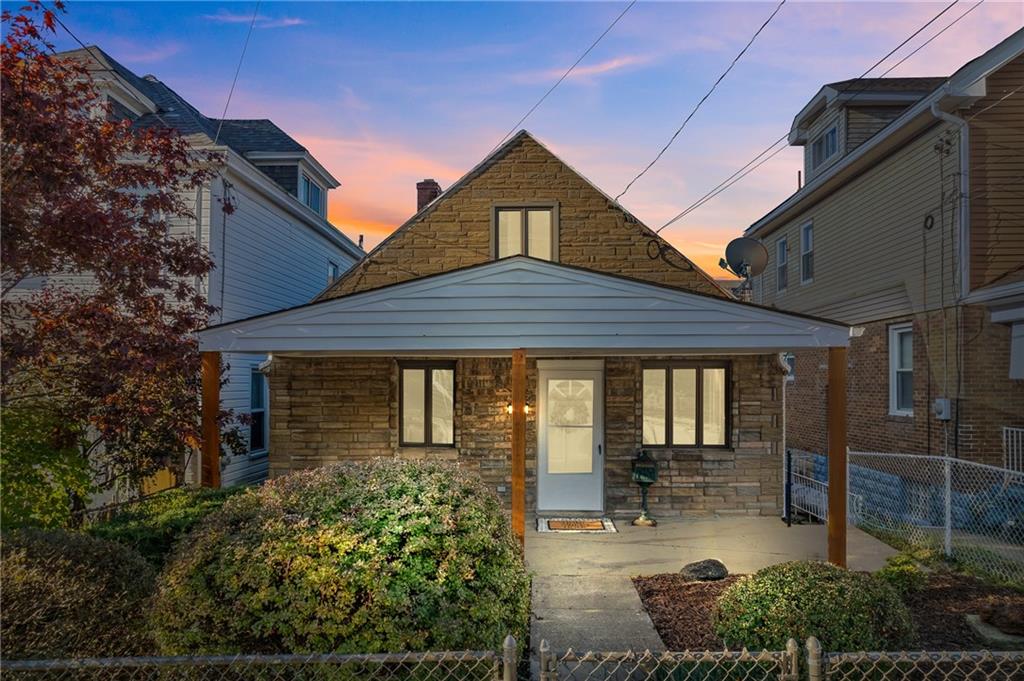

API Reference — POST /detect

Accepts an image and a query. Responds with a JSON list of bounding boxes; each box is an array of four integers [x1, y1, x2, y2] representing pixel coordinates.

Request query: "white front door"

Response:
[[537, 360, 604, 512]]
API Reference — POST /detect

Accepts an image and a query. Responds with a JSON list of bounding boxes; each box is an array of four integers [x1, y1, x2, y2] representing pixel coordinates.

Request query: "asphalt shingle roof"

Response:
[[826, 76, 948, 94]]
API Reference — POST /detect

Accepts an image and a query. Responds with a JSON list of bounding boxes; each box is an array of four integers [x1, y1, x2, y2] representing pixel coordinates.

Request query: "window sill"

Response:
[[887, 412, 913, 421]]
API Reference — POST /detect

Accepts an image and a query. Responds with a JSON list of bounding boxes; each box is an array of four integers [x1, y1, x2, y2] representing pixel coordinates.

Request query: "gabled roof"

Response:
[[318, 130, 730, 301], [199, 256, 849, 354]]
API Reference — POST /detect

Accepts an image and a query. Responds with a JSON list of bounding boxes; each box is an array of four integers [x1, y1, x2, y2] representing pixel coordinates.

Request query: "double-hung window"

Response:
[[300, 174, 324, 216], [800, 222, 814, 284], [328, 260, 340, 283], [642, 362, 730, 448], [249, 369, 268, 453], [494, 206, 557, 261], [889, 323, 913, 416], [776, 237, 788, 292], [811, 125, 838, 169], [399, 361, 455, 446]]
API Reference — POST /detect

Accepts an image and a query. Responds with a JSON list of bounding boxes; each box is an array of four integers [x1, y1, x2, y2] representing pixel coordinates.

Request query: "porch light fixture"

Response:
[[631, 449, 659, 527], [506, 403, 531, 415]]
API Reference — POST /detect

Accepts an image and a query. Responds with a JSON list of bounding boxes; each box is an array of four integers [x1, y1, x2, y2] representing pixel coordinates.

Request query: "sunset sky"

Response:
[[48, 1, 1023, 274]]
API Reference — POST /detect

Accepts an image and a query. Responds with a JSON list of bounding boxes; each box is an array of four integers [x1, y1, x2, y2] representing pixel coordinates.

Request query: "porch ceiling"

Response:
[[198, 257, 849, 355]]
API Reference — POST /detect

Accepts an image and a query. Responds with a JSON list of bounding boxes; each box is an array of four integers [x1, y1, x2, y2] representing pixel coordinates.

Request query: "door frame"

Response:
[[536, 359, 605, 513]]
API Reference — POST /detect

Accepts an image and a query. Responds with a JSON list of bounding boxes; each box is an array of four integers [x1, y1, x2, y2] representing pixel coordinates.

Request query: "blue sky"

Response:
[[41, 1, 1024, 272]]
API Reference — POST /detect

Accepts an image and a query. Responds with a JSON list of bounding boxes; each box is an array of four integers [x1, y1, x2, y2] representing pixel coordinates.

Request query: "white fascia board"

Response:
[[220, 148, 362, 259], [789, 87, 832, 144], [748, 29, 1023, 239], [198, 258, 849, 354]]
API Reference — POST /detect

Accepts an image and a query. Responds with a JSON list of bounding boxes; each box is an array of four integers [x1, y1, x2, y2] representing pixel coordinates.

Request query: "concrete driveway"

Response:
[[526, 516, 896, 653]]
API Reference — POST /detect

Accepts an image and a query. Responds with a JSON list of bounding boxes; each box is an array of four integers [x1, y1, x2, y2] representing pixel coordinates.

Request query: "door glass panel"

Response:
[[496, 210, 522, 257], [642, 369, 665, 445], [672, 368, 697, 446], [547, 379, 593, 474], [527, 210, 552, 260], [431, 369, 454, 445], [402, 369, 425, 443], [702, 368, 727, 446]]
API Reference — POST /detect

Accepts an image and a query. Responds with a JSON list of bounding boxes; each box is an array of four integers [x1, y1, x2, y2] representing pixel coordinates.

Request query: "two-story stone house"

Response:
[[63, 46, 364, 486], [198, 130, 854, 552], [746, 31, 1024, 468]]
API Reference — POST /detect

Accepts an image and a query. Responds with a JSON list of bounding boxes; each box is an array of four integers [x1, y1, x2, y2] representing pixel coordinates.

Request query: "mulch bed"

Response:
[[633, 571, 1024, 650]]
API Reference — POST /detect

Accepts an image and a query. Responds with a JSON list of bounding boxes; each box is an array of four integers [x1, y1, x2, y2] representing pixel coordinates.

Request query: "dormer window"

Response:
[[810, 124, 838, 170], [493, 205, 558, 261], [300, 174, 325, 216]]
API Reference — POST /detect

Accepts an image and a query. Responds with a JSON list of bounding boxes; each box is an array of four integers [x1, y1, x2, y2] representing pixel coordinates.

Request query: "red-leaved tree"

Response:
[[1, 2, 240, 523]]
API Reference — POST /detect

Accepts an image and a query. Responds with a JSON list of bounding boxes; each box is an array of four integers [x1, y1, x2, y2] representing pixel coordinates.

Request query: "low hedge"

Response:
[[1, 528, 156, 659], [152, 460, 530, 654], [713, 561, 913, 651], [89, 485, 244, 565]]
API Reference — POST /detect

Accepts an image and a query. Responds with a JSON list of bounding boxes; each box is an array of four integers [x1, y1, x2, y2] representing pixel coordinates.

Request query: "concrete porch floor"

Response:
[[525, 516, 896, 653]]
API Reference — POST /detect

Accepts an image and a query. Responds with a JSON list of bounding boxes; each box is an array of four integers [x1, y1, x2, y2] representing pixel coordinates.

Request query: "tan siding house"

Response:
[[748, 33, 1024, 467]]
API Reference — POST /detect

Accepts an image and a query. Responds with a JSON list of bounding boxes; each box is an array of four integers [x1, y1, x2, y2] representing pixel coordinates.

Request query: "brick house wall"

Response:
[[319, 132, 725, 301], [268, 354, 784, 517], [786, 304, 1024, 466]]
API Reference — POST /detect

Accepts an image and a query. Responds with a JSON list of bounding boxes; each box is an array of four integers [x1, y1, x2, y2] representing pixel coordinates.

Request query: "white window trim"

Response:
[[811, 123, 839, 170], [776, 237, 788, 293], [299, 173, 325, 217], [888, 323, 913, 417], [800, 221, 814, 285], [249, 368, 270, 455], [328, 260, 340, 284]]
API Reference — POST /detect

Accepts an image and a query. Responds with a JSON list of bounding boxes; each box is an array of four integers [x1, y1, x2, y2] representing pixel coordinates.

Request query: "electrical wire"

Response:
[[489, 0, 637, 155], [615, 0, 787, 201], [213, 1, 261, 146], [654, 0, 969, 232]]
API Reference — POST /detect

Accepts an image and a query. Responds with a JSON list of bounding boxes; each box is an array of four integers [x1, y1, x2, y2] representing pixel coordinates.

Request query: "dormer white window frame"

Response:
[[810, 123, 839, 170], [299, 172, 326, 217]]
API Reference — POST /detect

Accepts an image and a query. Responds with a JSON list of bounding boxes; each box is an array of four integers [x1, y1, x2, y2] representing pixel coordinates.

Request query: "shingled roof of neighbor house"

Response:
[[61, 45, 308, 158], [825, 76, 948, 94]]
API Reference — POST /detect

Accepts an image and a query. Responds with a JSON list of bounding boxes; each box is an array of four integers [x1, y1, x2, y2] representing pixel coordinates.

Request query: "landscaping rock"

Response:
[[680, 559, 728, 581], [981, 600, 1024, 636]]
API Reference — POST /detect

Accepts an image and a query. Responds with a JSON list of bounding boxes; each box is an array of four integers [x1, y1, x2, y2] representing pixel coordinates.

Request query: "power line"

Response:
[[489, 0, 637, 155], [615, 0, 787, 201], [655, 0, 967, 232], [213, 1, 262, 146]]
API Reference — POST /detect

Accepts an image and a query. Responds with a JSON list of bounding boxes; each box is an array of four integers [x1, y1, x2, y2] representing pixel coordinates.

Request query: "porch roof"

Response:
[[198, 257, 849, 355]]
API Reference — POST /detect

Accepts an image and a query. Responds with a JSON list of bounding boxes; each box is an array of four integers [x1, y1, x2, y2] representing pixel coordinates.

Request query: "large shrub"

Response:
[[152, 460, 530, 654], [89, 485, 244, 565], [713, 561, 913, 651], [1, 528, 156, 659]]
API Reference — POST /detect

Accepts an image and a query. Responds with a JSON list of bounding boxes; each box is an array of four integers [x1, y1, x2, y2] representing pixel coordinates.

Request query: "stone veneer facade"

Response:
[[268, 354, 785, 517]]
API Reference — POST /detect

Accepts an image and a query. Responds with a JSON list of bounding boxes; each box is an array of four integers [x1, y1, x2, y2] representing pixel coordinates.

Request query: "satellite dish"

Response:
[[724, 237, 768, 279]]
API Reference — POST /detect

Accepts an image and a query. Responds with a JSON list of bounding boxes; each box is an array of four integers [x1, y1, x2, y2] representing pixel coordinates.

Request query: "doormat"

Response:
[[537, 518, 617, 533]]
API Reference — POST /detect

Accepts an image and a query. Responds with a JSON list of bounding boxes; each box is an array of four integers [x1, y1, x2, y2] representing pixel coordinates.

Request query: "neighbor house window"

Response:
[[811, 124, 838, 169], [800, 222, 814, 284], [399, 361, 455, 446], [328, 260, 340, 283], [300, 174, 324, 216], [249, 369, 268, 453], [776, 237, 788, 292], [889, 323, 913, 416], [494, 206, 557, 261], [642, 362, 730, 448]]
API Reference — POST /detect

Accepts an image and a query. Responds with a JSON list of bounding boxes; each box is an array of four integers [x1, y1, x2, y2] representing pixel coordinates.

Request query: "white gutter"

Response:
[[930, 101, 970, 299]]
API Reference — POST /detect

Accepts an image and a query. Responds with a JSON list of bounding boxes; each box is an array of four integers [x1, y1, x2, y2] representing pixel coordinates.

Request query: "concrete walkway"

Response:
[[526, 516, 895, 653]]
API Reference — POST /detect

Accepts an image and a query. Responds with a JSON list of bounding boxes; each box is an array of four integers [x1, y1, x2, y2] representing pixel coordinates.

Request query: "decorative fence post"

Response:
[[944, 456, 953, 558], [784, 638, 799, 681], [806, 637, 823, 681], [539, 639, 556, 681], [502, 635, 516, 681]]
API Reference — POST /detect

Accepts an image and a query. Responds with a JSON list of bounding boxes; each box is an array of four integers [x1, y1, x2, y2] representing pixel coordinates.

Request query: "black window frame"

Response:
[[641, 360, 732, 449], [398, 360, 457, 447], [492, 204, 559, 261]]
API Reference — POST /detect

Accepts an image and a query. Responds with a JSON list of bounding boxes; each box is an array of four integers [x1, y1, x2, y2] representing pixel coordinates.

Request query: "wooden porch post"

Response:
[[511, 349, 526, 548], [827, 346, 847, 567], [201, 351, 222, 489]]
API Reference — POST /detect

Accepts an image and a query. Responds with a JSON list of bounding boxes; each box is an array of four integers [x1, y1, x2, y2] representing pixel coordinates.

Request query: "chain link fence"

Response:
[[5, 639, 1023, 681], [786, 449, 1024, 585]]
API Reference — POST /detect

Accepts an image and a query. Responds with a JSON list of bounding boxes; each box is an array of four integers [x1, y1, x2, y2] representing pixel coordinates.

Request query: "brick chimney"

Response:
[[416, 179, 442, 211]]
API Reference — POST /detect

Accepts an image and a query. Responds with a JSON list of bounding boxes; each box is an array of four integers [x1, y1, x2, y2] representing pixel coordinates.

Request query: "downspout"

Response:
[[930, 101, 969, 459], [777, 352, 789, 519]]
